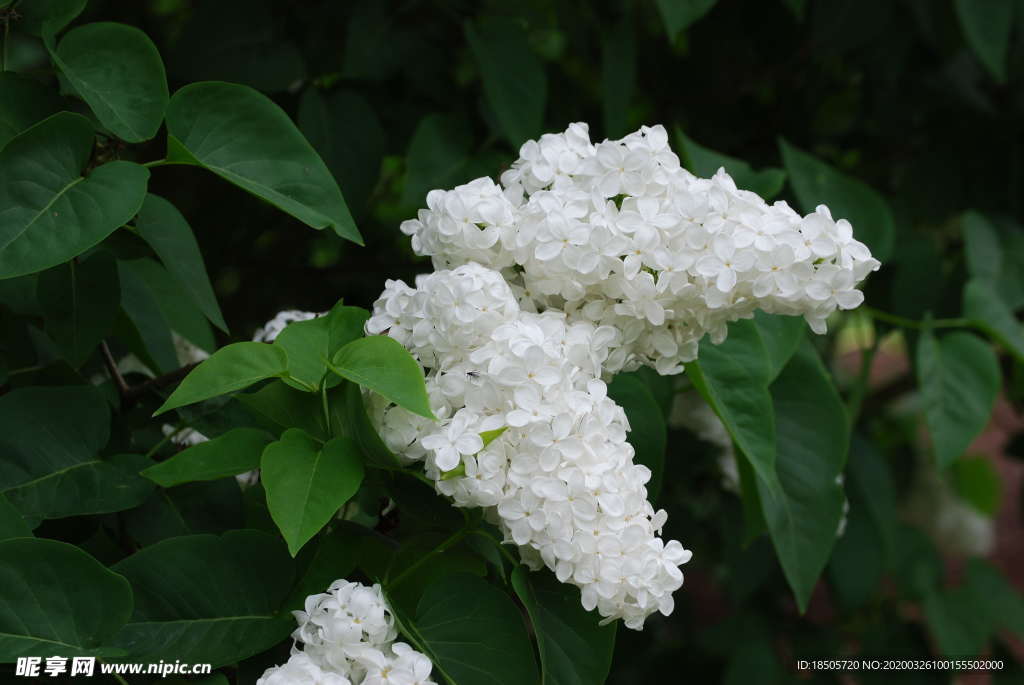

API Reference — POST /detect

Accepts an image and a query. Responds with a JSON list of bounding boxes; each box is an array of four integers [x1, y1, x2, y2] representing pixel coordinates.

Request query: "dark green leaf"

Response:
[[335, 381, 401, 468], [141, 428, 272, 487], [135, 193, 227, 333], [124, 479, 244, 547], [0, 113, 150, 279], [117, 259, 179, 373], [654, 0, 718, 40], [52, 22, 169, 143], [608, 372, 666, 502], [120, 257, 215, 354], [284, 524, 360, 612], [112, 530, 294, 667], [299, 88, 385, 219], [237, 381, 329, 442], [758, 342, 848, 612], [0, 538, 132, 660], [916, 331, 1000, 467], [401, 114, 471, 207], [964, 278, 1024, 361], [36, 250, 120, 368], [328, 335, 434, 419], [950, 456, 1001, 516], [262, 429, 365, 556], [965, 559, 1024, 637], [954, 0, 1013, 82], [753, 311, 805, 381], [165, 82, 360, 244], [4, 453, 154, 523], [512, 567, 617, 685], [676, 127, 786, 200], [963, 210, 1002, 282], [155, 342, 289, 415], [17, 0, 86, 36], [404, 573, 539, 685], [465, 18, 547, 147], [0, 73, 62, 150], [923, 586, 992, 658], [779, 138, 894, 261], [0, 494, 31, 541]]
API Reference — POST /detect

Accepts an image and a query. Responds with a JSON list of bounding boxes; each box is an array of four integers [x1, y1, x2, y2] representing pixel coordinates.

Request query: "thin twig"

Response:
[[100, 340, 130, 397], [123, 363, 198, 403]]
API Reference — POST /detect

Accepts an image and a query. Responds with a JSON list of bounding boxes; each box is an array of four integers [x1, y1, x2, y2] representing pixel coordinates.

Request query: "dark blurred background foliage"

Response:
[[5, 0, 1024, 682]]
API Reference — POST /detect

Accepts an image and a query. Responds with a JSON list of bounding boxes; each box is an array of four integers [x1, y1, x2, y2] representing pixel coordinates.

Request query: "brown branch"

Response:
[[100, 340, 130, 397], [123, 363, 198, 403]]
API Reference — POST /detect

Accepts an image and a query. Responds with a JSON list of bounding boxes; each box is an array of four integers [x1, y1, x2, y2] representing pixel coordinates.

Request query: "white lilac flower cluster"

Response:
[[259, 580, 435, 685], [366, 263, 691, 629], [366, 123, 878, 629], [400, 123, 879, 375]]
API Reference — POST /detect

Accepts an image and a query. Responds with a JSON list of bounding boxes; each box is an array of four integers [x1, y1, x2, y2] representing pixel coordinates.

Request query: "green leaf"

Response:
[[117, 259, 179, 373], [608, 372, 667, 502], [123, 479, 243, 547], [753, 311, 806, 381], [327, 304, 370, 353], [950, 455, 1001, 516], [401, 114, 471, 207], [404, 573, 539, 685], [135, 194, 227, 333], [262, 429, 365, 556], [0, 73, 62, 150], [779, 138, 894, 261], [336, 381, 401, 468], [676, 127, 786, 200], [298, 88, 385, 219], [112, 530, 294, 667], [0, 538, 132, 660], [236, 380, 329, 442], [120, 257, 215, 354], [155, 342, 289, 415], [0, 494, 31, 541], [923, 586, 992, 658], [284, 524, 360, 612], [512, 567, 617, 685], [916, 331, 1000, 467], [17, 0, 86, 36], [3, 453, 154, 523], [654, 0, 719, 40], [36, 250, 120, 368], [141, 428, 272, 487], [965, 559, 1024, 637], [759, 342, 848, 612], [51, 22, 169, 143], [465, 18, 547, 147], [274, 316, 330, 391], [328, 335, 434, 419], [963, 210, 1002, 283], [964, 278, 1024, 361], [0, 113, 150, 279], [686, 320, 776, 492], [954, 0, 1014, 83], [164, 82, 361, 244], [480, 426, 508, 448]]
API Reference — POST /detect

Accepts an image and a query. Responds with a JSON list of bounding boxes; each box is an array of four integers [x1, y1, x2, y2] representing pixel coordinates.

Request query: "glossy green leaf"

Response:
[[676, 127, 786, 200], [4, 453, 154, 523], [0, 73, 62, 150], [0, 113, 150, 279], [327, 304, 370, 352], [686, 320, 776, 494], [155, 342, 288, 415], [17, 0, 86, 36], [135, 194, 227, 333], [262, 429, 365, 556], [0, 494, 31, 541], [36, 250, 120, 368], [52, 22, 169, 142], [165, 82, 361, 244], [141, 428, 272, 487], [512, 567, 617, 685], [328, 335, 434, 419], [0, 538, 132, 660], [916, 331, 1000, 467], [779, 138, 894, 261], [655, 0, 718, 39], [950, 455, 1001, 516], [759, 342, 848, 612], [954, 0, 1013, 83], [112, 530, 294, 667], [236, 381, 329, 442], [274, 316, 330, 391], [401, 114, 471, 207], [402, 573, 539, 685], [608, 372, 666, 502], [299, 88, 385, 219], [964, 278, 1024, 361], [466, 18, 547, 147]]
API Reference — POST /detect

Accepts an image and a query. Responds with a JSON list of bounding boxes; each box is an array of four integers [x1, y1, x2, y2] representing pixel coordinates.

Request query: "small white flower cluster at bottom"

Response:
[[258, 580, 435, 685]]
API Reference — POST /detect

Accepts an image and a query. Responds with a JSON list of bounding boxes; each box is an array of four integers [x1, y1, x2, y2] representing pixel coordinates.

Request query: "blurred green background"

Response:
[[9, 0, 1024, 681]]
